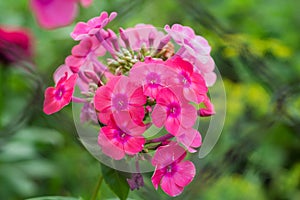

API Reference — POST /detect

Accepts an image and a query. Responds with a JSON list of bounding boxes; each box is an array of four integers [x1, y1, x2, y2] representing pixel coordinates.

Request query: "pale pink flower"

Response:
[[71, 11, 117, 41], [119, 24, 166, 51], [98, 114, 146, 160], [166, 56, 208, 103], [80, 0, 93, 7], [151, 87, 197, 135], [80, 102, 98, 124], [94, 75, 146, 126], [176, 128, 202, 153], [30, 0, 78, 29], [165, 24, 216, 86], [151, 142, 196, 197], [53, 64, 74, 84], [43, 72, 78, 115], [129, 57, 177, 99], [165, 24, 211, 57]]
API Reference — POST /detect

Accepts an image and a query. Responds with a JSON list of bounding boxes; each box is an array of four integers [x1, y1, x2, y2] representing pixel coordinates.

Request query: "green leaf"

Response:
[[101, 164, 129, 200], [26, 196, 83, 200]]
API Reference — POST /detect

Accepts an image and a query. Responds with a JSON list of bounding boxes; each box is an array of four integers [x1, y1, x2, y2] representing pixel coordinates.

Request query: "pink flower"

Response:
[[165, 24, 216, 86], [71, 11, 117, 40], [176, 128, 202, 153], [181, 52, 217, 87], [151, 87, 197, 135], [43, 72, 78, 115], [64, 36, 109, 92], [53, 64, 74, 83], [0, 26, 33, 64], [119, 24, 166, 51], [151, 142, 196, 197], [129, 57, 177, 99], [30, 0, 78, 29], [165, 24, 211, 58], [98, 114, 146, 160], [166, 56, 208, 103], [198, 95, 215, 117], [94, 75, 146, 126], [80, 0, 93, 7], [65, 36, 106, 72]]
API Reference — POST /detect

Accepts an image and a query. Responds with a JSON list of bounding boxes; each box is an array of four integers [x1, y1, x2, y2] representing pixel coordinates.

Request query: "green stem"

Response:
[[91, 175, 103, 200], [0, 66, 6, 129]]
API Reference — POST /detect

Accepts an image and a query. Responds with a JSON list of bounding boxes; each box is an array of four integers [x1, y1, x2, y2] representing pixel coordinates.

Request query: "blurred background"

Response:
[[0, 0, 299, 199]]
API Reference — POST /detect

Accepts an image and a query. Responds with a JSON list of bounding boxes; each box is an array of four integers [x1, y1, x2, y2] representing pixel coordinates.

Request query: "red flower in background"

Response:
[[0, 26, 33, 64], [30, 0, 94, 29]]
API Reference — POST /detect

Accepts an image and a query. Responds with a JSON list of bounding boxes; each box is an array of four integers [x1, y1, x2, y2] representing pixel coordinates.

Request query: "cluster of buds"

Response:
[[43, 11, 216, 197]]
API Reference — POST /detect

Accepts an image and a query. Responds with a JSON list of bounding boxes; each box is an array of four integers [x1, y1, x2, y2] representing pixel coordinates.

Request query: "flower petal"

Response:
[[160, 175, 184, 197], [151, 104, 167, 128], [173, 160, 196, 187]]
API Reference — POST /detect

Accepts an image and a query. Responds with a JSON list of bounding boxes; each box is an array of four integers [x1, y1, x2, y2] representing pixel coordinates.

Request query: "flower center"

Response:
[[167, 103, 181, 117], [112, 93, 129, 111], [55, 86, 65, 100], [116, 129, 129, 143], [166, 164, 177, 176], [178, 72, 191, 87], [167, 165, 172, 173], [146, 72, 161, 87]]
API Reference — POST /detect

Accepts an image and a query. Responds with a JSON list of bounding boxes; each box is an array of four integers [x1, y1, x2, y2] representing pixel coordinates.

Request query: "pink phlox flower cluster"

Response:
[[43, 12, 217, 197], [30, 0, 94, 29]]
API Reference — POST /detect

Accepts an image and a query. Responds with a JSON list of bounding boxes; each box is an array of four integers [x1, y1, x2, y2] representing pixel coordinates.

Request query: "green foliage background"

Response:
[[0, 0, 299, 199]]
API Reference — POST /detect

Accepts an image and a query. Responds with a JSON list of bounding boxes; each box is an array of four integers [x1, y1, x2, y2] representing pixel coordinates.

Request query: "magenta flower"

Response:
[[30, 0, 79, 29], [129, 57, 177, 99], [166, 56, 208, 103], [94, 75, 146, 126], [98, 114, 146, 160], [43, 72, 78, 115], [71, 11, 117, 40], [151, 142, 196, 197], [151, 87, 197, 135]]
